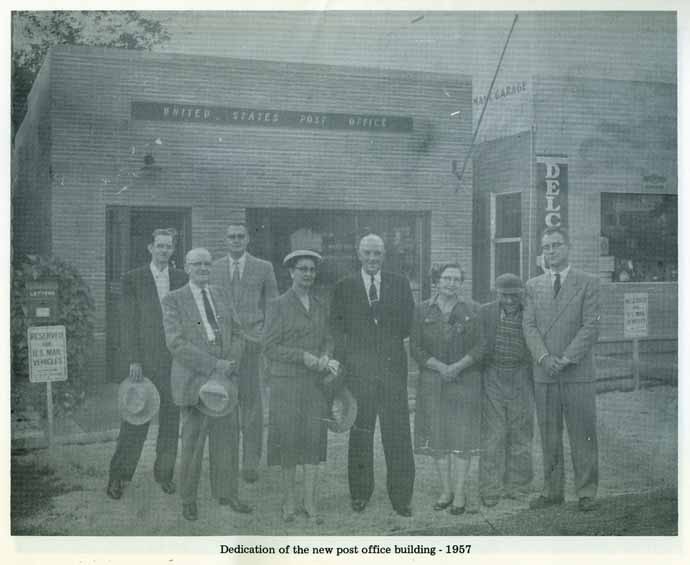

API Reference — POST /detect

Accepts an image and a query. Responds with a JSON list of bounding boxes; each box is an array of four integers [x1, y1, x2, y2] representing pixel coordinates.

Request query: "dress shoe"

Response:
[[433, 494, 454, 511], [182, 502, 198, 521], [242, 469, 259, 484], [158, 480, 176, 495], [351, 499, 367, 513], [394, 505, 413, 517], [481, 496, 499, 508], [449, 504, 466, 516], [529, 495, 564, 510], [578, 497, 596, 512], [219, 496, 253, 514], [106, 479, 124, 500]]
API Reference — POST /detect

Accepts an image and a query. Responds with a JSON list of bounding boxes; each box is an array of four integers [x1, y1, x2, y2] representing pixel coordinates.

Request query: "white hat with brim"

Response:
[[198, 378, 238, 418], [118, 376, 161, 425], [327, 386, 358, 433], [283, 249, 323, 267]]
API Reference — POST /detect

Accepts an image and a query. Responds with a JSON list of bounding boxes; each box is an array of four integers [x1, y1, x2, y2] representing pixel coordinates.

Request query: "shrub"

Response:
[[11, 255, 95, 417]]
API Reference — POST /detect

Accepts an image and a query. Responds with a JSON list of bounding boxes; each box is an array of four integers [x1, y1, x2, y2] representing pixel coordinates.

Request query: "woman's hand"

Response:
[[303, 351, 320, 369]]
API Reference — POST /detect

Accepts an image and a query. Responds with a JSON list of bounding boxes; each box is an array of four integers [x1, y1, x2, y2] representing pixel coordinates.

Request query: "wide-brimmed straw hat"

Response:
[[283, 249, 323, 268], [198, 378, 238, 418], [327, 386, 358, 433], [118, 376, 160, 425]]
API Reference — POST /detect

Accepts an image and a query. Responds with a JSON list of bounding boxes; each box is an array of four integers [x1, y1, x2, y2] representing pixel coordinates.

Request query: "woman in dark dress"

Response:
[[410, 263, 481, 515], [262, 250, 340, 522]]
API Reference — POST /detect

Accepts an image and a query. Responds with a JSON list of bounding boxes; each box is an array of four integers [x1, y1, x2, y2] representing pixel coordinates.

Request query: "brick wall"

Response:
[[28, 46, 474, 379]]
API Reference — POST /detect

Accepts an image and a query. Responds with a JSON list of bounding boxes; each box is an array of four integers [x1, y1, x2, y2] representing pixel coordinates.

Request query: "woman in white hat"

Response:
[[262, 250, 340, 523]]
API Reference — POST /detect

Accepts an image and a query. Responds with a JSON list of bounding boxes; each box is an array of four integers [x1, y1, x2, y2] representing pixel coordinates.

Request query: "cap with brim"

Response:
[[118, 376, 161, 425], [495, 273, 523, 294], [283, 249, 323, 267], [198, 378, 238, 418], [327, 386, 358, 433]]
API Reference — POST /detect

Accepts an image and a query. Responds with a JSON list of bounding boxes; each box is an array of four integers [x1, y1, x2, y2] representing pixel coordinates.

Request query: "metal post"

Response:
[[46, 381, 55, 447], [632, 338, 641, 390]]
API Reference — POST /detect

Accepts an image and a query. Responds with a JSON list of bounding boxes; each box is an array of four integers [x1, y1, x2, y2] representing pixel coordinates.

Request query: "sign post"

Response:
[[28, 325, 68, 446], [623, 293, 649, 389]]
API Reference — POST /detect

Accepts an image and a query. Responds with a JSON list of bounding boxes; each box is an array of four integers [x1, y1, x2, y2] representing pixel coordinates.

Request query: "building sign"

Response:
[[473, 80, 528, 107], [624, 293, 648, 338], [536, 156, 568, 229], [28, 325, 68, 383], [26, 280, 59, 322], [132, 102, 413, 133]]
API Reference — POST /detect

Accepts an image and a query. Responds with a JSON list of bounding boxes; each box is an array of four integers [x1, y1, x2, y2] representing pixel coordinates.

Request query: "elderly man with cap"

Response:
[[162, 247, 249, 522], [478, 273, 534, 507]]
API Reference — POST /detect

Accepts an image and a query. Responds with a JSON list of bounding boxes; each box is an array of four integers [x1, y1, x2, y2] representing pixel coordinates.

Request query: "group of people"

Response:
[[105, 222, 601, 523]]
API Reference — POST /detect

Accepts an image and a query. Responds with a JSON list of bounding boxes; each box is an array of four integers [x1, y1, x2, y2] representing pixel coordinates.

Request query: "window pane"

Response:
[[601, 193, 677, 282], [495, 193, 521, 238], [495, 241, 521, 278]]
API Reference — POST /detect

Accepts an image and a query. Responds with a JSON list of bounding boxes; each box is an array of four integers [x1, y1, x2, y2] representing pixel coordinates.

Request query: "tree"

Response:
[[12, 11, 170, 140]]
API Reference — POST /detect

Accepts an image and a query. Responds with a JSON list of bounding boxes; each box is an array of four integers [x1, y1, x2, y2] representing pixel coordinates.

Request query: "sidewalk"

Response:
[[11, 352, 677, 451]]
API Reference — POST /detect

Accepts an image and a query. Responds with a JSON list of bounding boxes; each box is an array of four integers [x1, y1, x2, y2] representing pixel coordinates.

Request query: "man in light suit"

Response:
[[523, 226, 600, 512], [331, 233, 415, 517], [106, 228, 187, 500], [162, 247, 251, 521], [211, 222, 278, 483]]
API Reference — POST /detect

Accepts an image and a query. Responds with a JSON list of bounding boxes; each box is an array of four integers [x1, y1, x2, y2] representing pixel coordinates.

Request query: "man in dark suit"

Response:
[[211, 222, 278, 483], [162, 247, 250, 521], [331, 233, 415, 517], [523, 226, 600, 512], [106, 228, 188, 500]]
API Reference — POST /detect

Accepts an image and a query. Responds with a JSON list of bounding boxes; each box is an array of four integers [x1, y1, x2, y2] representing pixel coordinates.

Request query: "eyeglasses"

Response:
[[541, 242, 564, 252], [227, 234, 246, 240], [187, 261, 212, 267], [440, 276, 462, 283], [294, 267, 317, 273]]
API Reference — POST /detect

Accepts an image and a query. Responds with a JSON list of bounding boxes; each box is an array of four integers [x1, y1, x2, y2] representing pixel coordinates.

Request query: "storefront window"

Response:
[[247, 208, 428, 300], [600, 193, 677, 283]]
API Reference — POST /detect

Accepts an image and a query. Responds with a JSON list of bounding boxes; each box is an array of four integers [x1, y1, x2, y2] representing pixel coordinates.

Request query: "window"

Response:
[[491, 192, 522, 284], [601, 193, 677, 282], [247, 208, 428, 300]]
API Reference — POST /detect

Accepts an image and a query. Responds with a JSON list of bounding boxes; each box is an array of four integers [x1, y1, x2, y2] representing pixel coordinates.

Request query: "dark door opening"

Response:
[[105, 206, 191, 382]]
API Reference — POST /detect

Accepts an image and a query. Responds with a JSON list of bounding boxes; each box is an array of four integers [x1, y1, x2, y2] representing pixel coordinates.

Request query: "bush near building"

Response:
[[11, 255, 95, 417]]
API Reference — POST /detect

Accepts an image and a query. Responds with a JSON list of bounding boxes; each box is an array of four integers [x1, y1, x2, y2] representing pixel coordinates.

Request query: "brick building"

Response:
[[472, 76, 677, 361], [12, 46, 474, 382]]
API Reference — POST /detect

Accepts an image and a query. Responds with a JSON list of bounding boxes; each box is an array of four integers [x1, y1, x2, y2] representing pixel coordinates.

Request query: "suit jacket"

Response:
[[162, 284, 245, 407], [478, 301, 532, 368], [523, 268, 600, 383], [120, 265, 188, 387], [331, 271, 414, 386], [211, 253, 279, 342], [262, 289, 334, 378]]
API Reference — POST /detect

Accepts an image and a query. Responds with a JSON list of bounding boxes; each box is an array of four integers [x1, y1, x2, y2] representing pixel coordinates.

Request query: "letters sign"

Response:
[[624, 293, 648, 339], [28, 325, 68, 383], [536, 156, 568, 230]]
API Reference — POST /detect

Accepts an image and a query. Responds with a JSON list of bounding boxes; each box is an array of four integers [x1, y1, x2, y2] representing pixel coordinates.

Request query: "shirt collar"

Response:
[[189, 281, 210, 295], [361, 268, 381, 285], [229, 253, 247, 267], [150, 262, 169, 277], [550, 264, 571, 278]]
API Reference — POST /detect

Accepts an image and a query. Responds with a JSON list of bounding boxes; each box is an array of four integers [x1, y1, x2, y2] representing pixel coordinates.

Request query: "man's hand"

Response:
[[544, 355, 566, 378], [303, 352, 320, 370], [129, 362, 143, 382], [215, 359, 236, 378], [317, 355, 330, 372], [327, 359, 341, 376]]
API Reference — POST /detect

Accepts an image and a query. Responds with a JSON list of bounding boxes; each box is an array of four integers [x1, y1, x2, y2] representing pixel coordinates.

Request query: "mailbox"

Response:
[[26, 280, 59, 324]]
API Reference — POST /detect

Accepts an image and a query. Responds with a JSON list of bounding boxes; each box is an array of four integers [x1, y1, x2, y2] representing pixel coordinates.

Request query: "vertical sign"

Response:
[[624, 293, 649, 338], [536, 156, 568, 230]]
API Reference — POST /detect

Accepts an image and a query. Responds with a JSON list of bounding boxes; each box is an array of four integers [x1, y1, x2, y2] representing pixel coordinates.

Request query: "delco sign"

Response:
[[536, 156, 568, 229], [25, 280, 59, 323]]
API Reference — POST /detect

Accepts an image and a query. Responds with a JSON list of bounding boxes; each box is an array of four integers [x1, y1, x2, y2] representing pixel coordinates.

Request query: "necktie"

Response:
[[368, 275, 378, 304], [202, 288, 221, 340], [553, 273, 561, 298], [231, 262, 240, 303]]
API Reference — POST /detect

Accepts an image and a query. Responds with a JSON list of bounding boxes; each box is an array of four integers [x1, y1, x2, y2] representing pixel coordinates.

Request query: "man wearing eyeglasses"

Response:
[[523, 226, 600, 512], [331, 233, 416, 517], [211, 223, 278, 484]]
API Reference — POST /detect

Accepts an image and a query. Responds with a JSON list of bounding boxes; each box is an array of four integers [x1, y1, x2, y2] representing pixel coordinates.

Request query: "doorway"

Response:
[[105, 206, 191, 382]]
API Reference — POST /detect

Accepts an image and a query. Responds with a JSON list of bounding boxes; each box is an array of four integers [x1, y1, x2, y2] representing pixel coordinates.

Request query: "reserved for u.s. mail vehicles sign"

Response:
[[28, 325, 68, 383]]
